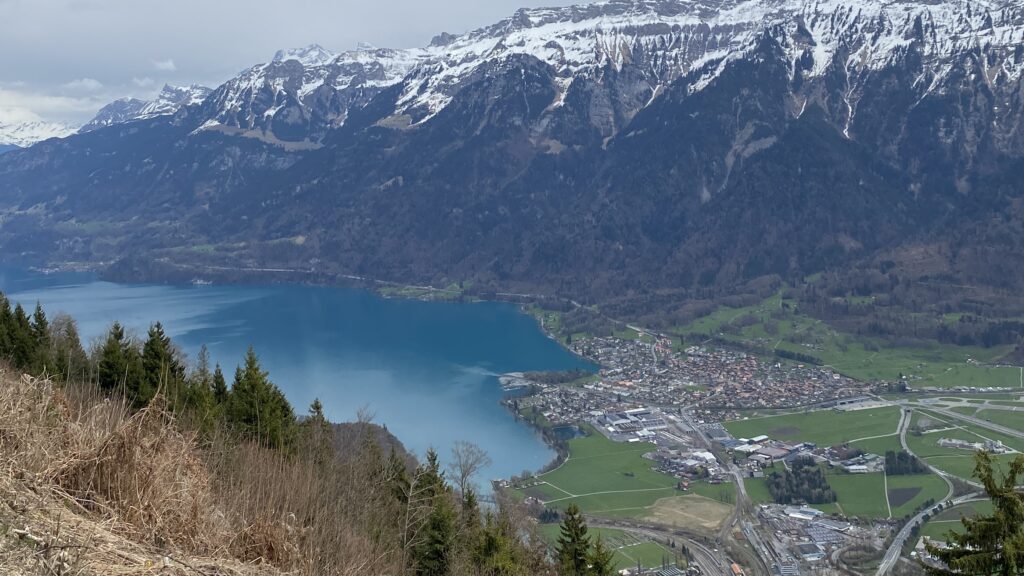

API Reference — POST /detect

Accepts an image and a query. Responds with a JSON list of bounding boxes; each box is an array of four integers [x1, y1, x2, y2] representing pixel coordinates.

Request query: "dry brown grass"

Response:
[[0, 367, 407, 575], [0, 370, 270, 575]]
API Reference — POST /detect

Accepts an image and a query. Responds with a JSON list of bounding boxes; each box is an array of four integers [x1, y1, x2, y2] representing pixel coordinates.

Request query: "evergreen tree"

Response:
[[30, 302, 50, 373], [299, 398, 334, 465], [141, 322, 183, 406], [11, 304, 35, 369], [414, 493, 457, 576], [97, 322, 128, 392], [588, 535, 616, 576], [0, 295, 13, 358], [211, 364, 228, 404], [226, 347, 296, 450], [925, 453, 1024, 576], [184, 345, 217, 427], [556, 504, 590, 576]]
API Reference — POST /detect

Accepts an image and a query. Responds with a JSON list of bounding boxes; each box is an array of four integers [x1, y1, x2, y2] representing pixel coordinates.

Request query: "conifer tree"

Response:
[[556, 504, 591, 576], [30, 302, 50, 373], [141, 321, 183, 405], [97, 322, 128, 392], [211, 363, 228, 404], [414, 486, 457, 576], [588, 535, 616, 576], [226, 347, 296, 449], [0, 295, 14, 357], [925, 453, 1024, 576], [11, 304, 35, 369], [300, 398, 334, 465]]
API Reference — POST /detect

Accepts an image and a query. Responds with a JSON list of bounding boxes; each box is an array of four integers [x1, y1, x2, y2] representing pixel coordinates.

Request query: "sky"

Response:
[[0, 0, 582, 126]]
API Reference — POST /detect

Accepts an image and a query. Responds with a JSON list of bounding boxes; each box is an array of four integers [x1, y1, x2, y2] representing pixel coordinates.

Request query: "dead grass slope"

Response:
[[0, 368, 392, 575]]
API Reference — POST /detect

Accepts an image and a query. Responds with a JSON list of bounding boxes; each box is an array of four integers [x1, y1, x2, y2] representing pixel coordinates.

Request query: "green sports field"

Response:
[[512, 426, 681, 517], [535, 525, 681, 570], [724, 406, 901, 447]]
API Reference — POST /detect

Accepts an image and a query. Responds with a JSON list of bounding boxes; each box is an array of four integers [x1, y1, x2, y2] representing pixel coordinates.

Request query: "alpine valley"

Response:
[[2, 0, 1024, 322]]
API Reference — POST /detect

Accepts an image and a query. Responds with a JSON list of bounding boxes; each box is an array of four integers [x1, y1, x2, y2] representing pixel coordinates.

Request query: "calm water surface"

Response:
[[0, 266, 591, 483]]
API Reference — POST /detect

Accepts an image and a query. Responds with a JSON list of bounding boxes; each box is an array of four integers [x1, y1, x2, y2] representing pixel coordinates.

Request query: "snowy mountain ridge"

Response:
[[183, 0, 1024, 143], [80, 84, 212, 133], [0, 119, 78, 148]]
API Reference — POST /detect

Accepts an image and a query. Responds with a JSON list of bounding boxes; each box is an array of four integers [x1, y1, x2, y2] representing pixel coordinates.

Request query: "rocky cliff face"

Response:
[[1, 0, 1022, 303]]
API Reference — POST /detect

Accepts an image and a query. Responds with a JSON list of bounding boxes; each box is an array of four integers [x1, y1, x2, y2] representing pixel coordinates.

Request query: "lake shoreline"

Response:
[[2, 261, 595, 484]]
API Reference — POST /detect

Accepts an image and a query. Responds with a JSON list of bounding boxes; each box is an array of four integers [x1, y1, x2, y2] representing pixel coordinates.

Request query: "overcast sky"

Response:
[[0, 0, 582, 126]]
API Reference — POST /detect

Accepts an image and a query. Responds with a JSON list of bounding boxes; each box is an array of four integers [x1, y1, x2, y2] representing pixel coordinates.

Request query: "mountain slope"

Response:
[[0, 0, 1023, 311], [80, 84, 212, 132]]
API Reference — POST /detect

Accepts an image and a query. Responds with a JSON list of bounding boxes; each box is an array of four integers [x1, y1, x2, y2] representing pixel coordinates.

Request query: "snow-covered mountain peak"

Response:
[[80, 83, 212, 133], [0, 119, 78, 147], [180, 0, 1024, 142], [272, 44, 338, 67]]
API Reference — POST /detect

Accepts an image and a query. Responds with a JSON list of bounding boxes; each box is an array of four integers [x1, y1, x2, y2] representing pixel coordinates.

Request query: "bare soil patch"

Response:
[[887, 487, 922, 508], [642, 495, 732, 533]]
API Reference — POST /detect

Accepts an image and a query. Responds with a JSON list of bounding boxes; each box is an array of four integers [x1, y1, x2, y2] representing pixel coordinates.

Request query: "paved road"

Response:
[[918, 405, 1024, 442], [877, 409, 979, 576]]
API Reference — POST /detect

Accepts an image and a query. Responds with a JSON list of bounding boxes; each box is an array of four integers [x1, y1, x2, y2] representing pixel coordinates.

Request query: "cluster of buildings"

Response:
[[552, 334, 874, 426], [937, 437, 1011, 454], [754, 504, 883, 573], [650, 447, 724, 483], [719, 433, 886, 475]]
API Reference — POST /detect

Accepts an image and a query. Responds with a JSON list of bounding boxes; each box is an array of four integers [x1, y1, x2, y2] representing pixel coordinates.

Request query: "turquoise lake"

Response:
[[0, 266, 591, 483]]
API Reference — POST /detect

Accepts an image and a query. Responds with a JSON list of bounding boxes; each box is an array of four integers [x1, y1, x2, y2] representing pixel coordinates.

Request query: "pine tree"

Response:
[[0, 295, 13, 358], [97, 322, 128, 392], [300, 398, 334, 465], [588, 535, 616, 576], [141, 322, 183, 406], [556, 504, 590, 576], [30, 302, 51, 374], [11, 304, 35, 370], [414, 490, 457, 576], [226, 347, 296, 450], [211, 364, 228, 404], [925, 453, 1024, 576]]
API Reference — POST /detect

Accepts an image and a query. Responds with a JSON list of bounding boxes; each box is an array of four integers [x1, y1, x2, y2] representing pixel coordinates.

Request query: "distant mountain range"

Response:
[[79, 84, 213, 133], [0, 84, 212, 147], [0, 119, 77, 148], [1, 0, 1023, 311]]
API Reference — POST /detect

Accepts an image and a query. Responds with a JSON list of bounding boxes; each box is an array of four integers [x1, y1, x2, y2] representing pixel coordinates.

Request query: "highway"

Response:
[[876, 408, 981, 575]]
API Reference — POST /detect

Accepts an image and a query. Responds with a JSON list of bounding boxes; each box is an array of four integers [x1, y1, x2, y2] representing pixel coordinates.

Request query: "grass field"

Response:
[[742, 465, 946, 520], [886, 473, 949, 518], [674, 293, 1019, 388], [851, 434, 903, 456], [535, 525, 680, 570], [905, 411, 1023, 480], [919, 501, 994, 542], [814, 472, 889, 519], [974, 408, 1024, 432], [744, 478, 773, 505], [512, 426, 683, 518], [724, 406, 900, 447]]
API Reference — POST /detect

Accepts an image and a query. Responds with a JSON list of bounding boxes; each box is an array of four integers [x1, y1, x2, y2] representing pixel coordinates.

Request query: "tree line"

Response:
[[884, 450, 929, 475], [766, 456, 837, 505]]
